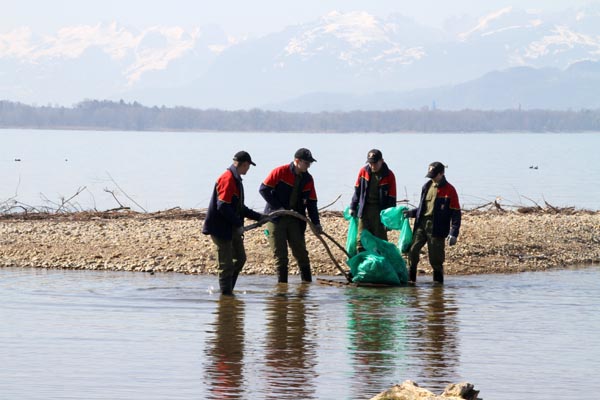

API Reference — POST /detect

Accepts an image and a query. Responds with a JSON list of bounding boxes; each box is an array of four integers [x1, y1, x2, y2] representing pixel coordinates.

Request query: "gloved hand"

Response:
[[447, 235, 457, 246], [314, 224, 324, 235], [402, 209, 411, 218], [349, 209, 356, 217]]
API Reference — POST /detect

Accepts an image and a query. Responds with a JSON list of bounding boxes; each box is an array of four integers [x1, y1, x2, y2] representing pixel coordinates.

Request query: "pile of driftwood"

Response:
[[468, 196, 583, 215]]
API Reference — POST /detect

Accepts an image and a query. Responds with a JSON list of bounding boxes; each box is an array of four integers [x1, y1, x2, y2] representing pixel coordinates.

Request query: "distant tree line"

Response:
[[1, 99, 600, 132]]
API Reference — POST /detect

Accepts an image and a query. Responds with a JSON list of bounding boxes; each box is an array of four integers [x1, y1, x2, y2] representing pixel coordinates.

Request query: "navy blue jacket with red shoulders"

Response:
[[259, 162, 320, 227], [202, 165, 262, 240], [407, 176, 461, 238], [350, 162, 397, 217]]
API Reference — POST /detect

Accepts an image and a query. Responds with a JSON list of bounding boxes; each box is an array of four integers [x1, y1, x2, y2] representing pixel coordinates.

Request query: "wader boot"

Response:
[[409, 266, 417, 282], [433, 270, 444, 284], [231, 269, 241, 291], [299, 264, 312, 283], [277, 266, 288, 284], [219, 277, 234, 295]]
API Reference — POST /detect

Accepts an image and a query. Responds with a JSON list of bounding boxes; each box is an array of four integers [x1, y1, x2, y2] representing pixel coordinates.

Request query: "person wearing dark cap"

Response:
[[404, 161, 461, 284], [349, 149, 397, 251], [202, 151, 265, 295], [259, 148, 322, 283]]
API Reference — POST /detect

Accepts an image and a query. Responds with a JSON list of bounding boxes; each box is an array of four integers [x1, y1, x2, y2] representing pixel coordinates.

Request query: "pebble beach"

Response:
[[1, 208, 599, 278]]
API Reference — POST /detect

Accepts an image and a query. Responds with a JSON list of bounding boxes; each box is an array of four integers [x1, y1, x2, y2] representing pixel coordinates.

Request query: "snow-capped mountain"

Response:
[[0, 22, 233, 105], [3, 6, 600, 110]]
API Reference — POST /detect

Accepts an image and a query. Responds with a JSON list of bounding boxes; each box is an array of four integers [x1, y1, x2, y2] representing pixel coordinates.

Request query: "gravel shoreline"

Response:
[[1, 209, 599, 277]]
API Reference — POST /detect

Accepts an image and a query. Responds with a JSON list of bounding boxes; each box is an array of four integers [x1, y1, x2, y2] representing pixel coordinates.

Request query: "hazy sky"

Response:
[[4, 0, 598, 37]]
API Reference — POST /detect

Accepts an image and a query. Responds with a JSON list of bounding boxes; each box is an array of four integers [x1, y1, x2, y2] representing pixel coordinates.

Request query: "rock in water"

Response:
[[369, 380, 481, 400]]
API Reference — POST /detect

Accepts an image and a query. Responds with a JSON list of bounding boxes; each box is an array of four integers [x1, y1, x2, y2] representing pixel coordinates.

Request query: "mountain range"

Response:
[[2, 6, 600, 111]]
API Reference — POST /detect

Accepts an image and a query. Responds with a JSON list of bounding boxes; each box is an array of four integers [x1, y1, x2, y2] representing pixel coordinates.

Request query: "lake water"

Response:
[[1, 129, 599, 212], [1, 266, 599, 400]]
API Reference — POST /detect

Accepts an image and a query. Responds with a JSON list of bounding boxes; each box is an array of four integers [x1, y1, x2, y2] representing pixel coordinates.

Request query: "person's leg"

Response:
[[267, 219, 290, 283], [357, 205, 387, 252], [211, 235, 235, 295], [366, 205, 388, 241], [288, 219, 312, 282], [231, 232, 247, 290], [428, 235, 446, 284], [407, 224, 428, 282]]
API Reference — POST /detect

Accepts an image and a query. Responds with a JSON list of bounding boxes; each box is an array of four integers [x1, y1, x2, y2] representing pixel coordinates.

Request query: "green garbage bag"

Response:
[[346, 229, 408, 285], [380, 205, 413, 253], [347, 251, 401, 285], [343, 206, 359, 258]]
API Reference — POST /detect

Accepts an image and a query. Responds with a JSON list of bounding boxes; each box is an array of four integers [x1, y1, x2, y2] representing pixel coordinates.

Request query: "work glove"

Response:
[[402, 209, 411, 218], [447, 235, 457, 246], [349, 208, 356, 217], [314, 224, 324, 235]]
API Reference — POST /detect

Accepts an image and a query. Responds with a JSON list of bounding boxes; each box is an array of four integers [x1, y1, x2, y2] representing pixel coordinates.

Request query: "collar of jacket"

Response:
[[228, 164, 242, 181], [428, 175, 448, 188], [365, 161, 390, 177]]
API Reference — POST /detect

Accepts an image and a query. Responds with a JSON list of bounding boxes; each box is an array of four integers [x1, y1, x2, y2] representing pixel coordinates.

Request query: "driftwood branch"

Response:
[[106, 172, 148, 213], [319, 194, 342, 211], [56, 186, 86, 213], [104, 188, 125, 208]]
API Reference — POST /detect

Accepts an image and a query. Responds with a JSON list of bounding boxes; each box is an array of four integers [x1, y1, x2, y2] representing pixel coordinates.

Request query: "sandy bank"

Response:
[[1, 209, 599, 277]]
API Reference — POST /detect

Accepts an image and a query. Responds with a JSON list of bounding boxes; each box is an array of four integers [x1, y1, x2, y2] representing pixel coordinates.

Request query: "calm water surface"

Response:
[[1, 130, 599, 211], [1, 266, 599, 399]]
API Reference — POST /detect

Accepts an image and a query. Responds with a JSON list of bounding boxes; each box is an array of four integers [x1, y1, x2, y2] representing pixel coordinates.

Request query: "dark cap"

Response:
[[425, 161, 445, 178], [366, 149, 383, 163], [294, 148, 317, 162], [233, 151, 256, 166]]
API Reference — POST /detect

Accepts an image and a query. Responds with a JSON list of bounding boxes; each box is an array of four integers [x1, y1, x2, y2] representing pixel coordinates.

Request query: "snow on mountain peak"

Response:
[[0, 23, 227, 85], [458, 6, 513, 40], [524, 25, 600, 60], [283, 11, 424, 68]]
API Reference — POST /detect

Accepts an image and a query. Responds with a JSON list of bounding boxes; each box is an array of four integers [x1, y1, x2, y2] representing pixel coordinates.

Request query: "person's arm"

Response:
[[386, 170, 397, 209], [448, 186, 461, 238], [305, 178, 321, 227], [349, 169, 362, 214], [215, 176, 243, 227], [259, 168, 284, 210], [243, 206, 263, 221]]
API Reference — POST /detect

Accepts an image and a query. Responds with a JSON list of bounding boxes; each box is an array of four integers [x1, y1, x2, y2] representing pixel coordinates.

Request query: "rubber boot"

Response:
[[231, 269, 241, 290], [277, 266, 288, 283], [219, 277, 234, 295], [299, 264, 312, 283], [409, 266, 417, 283], [433, 270, 444, 284]]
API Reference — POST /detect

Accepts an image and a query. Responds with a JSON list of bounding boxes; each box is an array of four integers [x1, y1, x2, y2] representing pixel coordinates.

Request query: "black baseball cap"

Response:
[[233, 151, 256, 166], [294, 148, 317, 162], [366, 149, 383, 163], [425, 161, 445, 178]]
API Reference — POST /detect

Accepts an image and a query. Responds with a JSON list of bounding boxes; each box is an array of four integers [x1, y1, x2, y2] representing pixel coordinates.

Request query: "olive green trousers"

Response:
[[266, 217, 312, 283], [407, 217, 445, 283]]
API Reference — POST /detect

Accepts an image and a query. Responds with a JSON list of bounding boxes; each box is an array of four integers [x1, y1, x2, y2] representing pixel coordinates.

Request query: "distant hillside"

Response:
[[2, 100, 600, 132], [268, 60, 600, 111]]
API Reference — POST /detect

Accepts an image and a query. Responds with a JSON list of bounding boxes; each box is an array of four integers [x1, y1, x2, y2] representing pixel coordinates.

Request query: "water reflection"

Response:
[[204, 297, 246, 399], [345, 287, 409, 394], [263, 284, 317, 399], [408, 285, 460, 392]]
